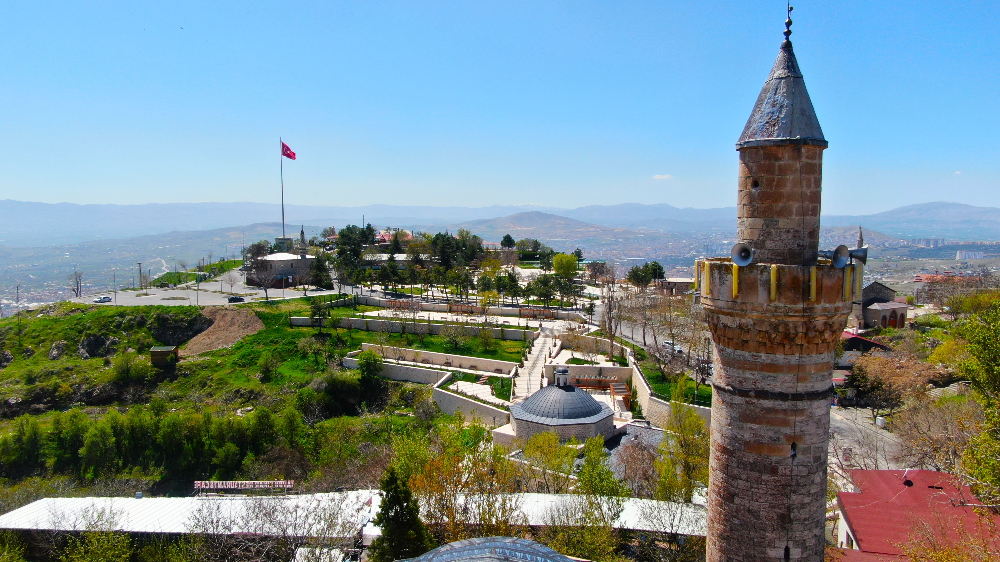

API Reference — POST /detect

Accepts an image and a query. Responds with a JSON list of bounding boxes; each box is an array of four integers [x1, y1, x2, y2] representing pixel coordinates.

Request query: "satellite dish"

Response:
[[849, 247, 869, 265], [731, 243, 754, 267], [819, 245, 850, 269]]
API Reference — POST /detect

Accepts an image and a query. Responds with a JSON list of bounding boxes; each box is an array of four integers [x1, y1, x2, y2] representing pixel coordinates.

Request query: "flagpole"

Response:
[[280, 137, 286, 239]]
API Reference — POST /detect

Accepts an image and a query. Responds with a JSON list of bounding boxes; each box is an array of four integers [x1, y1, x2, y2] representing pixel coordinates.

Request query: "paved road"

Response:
[[72, 279, 346, 307], [829, 406, 902, 470]]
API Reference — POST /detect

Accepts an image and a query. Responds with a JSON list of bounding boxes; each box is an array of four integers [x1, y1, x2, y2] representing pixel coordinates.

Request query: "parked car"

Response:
[[93, 296, 112, 303], [227, 296, 245, 303]]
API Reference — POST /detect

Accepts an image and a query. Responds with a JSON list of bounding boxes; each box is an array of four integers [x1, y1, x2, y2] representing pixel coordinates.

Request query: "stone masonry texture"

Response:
[[737, 144, 825, 266], [704, 146, 850, 560]]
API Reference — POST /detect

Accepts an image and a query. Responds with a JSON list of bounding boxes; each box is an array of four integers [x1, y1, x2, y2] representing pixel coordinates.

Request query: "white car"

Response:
[[93, 296, 112, 303]]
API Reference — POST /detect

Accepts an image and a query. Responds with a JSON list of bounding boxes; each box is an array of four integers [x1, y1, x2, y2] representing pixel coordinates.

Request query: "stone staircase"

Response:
[[512, 332, 553, 403]]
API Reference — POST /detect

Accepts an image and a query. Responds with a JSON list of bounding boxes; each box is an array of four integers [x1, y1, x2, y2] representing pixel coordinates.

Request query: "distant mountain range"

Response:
[[3, 201, 996, 306], [2, 200, 999, 248]]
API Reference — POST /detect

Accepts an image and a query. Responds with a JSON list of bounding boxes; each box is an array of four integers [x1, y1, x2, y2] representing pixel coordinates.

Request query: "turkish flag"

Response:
[[281, 142, 296, 160]]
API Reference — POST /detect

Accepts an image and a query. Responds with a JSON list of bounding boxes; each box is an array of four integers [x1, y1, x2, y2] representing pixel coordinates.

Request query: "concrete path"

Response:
[[512, 331, 554, 403]]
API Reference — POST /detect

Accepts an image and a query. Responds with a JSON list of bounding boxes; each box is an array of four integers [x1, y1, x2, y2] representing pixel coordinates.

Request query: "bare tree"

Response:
[[829, 418, 897, 477], [221, 270, 240, 294], [244, 241, 274, 300], [185, 493, 368, 562], [68, 269, 84, 298], [615, 438, 658, 499], [600, 265, 623, 359], [892, 389, 983, 472]]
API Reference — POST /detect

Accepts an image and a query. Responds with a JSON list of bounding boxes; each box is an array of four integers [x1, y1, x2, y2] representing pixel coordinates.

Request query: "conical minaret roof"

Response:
[[736, 39, 826, 149]]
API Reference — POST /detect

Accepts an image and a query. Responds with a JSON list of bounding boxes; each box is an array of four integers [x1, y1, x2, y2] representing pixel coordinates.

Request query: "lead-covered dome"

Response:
[[511, 384, 611, 425]]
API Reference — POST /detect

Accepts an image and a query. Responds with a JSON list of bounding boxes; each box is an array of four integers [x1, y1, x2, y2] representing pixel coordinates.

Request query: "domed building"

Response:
[[505, 368, 615, 442], [399, 537, 576, 562]]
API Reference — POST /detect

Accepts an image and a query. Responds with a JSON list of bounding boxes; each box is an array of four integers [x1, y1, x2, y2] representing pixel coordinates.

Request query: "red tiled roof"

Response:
[[837, 470, 999, 556], [840, 332, 891, 351], [831, 550, 907, 562]]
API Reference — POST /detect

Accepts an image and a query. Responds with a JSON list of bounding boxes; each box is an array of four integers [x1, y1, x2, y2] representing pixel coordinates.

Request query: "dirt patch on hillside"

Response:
[[180, 307, 264, 358]]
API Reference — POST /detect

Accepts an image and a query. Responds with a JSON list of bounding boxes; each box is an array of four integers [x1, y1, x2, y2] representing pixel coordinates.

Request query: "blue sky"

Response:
[[0, 1, 997, 214]]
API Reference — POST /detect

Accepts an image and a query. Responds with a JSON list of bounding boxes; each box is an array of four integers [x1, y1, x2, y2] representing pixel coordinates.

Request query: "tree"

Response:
[[219, 270, 238, 294], [68, 269, 84, 298], [368, 467, 434, 562], [587, 261, 610, 283], [655, 382, 710, 503], [320, 225, 338, 239], [501, 234, 516, 249], [440, 322, 469, 350], [553, 253, 579, 281], [243, 240, 273, 300], [893, 391, 983, 472], [309, 254, 334, 290], [522, 432, 576, 494], [357, 349, 383, 379], [627, 264, 653, 290], [961, 303, 1000, 507], [387, 232, 403, 255], [573, 248, 584, 260], [532, 275, 556, 308], [60, 531, 133, 562], [357, 350, 387, 410], [335, 224, 375, 276], [539, 249, 555, 271], [542, 437, 628, 562], [646, 260, 665, 281]]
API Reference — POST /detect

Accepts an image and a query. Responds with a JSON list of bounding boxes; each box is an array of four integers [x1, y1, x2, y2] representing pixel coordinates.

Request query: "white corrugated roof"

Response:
[[514, 493, 705, 536], [0, 490, 704, 538], [0, 491, 377, 538]]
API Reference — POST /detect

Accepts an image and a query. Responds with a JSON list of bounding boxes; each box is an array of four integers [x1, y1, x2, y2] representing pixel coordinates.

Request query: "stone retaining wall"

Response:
[[288, 317, 537, 342], [432, 375, 510, 427], [355, 295, 585, 321], [361, 343, 517, 375], [628, 352, 711, 427], [342, 357, 448, 385]]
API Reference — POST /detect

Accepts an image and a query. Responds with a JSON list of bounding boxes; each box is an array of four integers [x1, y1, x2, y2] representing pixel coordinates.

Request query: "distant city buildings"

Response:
[[956, 250, 985, 260]]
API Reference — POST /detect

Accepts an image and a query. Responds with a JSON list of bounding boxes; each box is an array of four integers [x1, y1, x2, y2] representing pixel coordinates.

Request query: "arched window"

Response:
[[881, 315, 888, 328], [889, 310, 898, 328]]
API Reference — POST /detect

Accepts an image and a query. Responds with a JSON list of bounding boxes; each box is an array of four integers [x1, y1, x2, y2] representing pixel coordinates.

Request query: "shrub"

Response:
[[110, 352, 154, 384]]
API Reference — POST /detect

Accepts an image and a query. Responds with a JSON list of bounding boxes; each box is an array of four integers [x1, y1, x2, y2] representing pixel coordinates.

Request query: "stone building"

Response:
[[852, 281, 907, 329], [697, 15, 854, 562], [506, 368, 614, 442]]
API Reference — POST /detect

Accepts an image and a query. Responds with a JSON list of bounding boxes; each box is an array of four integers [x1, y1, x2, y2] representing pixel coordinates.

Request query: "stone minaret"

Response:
[[699, 12, 855, 562]]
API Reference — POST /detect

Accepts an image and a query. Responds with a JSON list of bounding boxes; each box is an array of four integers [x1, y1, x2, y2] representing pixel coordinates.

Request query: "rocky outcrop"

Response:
[[150, 313, 213, 346], [0, 350, 13, 370], [78, 334, 120, 359], [22, 346, 35, 359], [49, 341, 66, 360]]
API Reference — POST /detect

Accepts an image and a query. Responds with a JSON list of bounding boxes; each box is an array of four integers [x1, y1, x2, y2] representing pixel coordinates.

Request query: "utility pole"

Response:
[[16, 284, 21, 347], [113, 270, 117, 305], [137, 262, 143, 291]]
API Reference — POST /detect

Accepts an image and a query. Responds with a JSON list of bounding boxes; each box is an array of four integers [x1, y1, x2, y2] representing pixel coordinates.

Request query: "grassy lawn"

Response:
[[449, 372, 512, 401], [641, 364, 712, 405], [566, 357, 597, 365], [340, 330, 526, 364], [388, 287, 424, 296], [154, 259, 243, 285]]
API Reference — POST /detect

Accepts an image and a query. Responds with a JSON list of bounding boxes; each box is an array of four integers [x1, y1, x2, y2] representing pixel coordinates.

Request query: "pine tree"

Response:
[[368, 466, 434, 562]]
